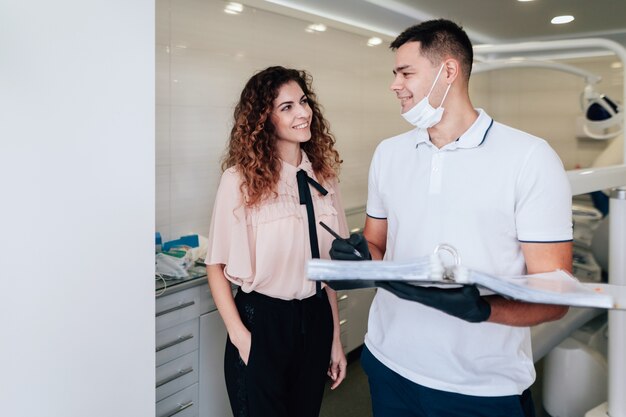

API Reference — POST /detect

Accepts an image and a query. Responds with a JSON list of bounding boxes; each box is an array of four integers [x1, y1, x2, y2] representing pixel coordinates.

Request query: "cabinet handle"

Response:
[[338, 294, 349, 301], [156, 301, 195, 317], [162, 401, 194, 417], [156, 367, 193, 388], [156, 334, 194, 353]]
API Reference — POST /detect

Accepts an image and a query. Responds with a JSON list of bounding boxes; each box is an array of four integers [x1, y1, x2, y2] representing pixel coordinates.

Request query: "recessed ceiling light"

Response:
[[551, 15, 575, 24], [306, 23, 327, 33], [367, 37, 383, 47], [224, 2, 243, 15]]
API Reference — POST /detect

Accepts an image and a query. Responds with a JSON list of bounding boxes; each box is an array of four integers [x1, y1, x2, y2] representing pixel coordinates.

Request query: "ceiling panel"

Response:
[[391, 0, 626, 42], [253, 0, 626, 45]]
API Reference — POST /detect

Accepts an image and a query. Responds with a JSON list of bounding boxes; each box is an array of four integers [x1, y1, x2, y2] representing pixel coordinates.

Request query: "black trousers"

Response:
[[224, 289, 334, 417]]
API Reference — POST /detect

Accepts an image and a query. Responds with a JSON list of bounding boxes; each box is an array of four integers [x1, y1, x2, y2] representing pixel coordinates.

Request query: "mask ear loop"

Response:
[[437, 83, 452, 109], [426, 64, 452, 109], [426, 64, 446, 97]]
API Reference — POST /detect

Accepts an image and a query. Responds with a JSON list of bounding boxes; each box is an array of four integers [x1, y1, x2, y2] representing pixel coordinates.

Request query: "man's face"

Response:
[[390, 42, 445, 114]]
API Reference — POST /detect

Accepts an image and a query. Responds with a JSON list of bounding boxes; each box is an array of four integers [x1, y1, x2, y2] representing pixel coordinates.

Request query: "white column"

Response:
[[609, 187, 626, 417]]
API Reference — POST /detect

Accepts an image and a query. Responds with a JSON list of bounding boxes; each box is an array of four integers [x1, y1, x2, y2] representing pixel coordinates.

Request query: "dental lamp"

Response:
[[473, 58, 624, 140], [582, 84, 623, 140]]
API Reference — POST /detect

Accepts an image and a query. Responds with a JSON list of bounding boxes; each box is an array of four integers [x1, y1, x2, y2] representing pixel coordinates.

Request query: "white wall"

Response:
[[156, 0, 407, 239], [0, 1, 155, 416]]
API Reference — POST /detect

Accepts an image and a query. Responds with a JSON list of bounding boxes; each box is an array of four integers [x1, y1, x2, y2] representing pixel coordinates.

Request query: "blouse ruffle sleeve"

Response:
[[205, 168, 253, 284], [329, 177, 349, 237]]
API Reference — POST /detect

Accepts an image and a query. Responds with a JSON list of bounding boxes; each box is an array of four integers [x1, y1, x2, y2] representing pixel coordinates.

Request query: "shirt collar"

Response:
[[413, 109, 494, 150], [453, 109, 493, 149], [282, 150, 314, 187]]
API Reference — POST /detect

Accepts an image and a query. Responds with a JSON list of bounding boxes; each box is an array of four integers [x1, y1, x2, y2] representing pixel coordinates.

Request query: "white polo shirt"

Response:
[[365, 109, 572, 396]]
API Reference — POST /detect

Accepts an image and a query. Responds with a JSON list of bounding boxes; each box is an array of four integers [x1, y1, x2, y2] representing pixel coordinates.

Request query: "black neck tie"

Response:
[[296, 169, 328, 296]]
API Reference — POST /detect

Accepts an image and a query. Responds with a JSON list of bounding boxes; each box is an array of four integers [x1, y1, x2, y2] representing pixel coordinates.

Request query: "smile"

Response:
[[293, 122, 309, 129]]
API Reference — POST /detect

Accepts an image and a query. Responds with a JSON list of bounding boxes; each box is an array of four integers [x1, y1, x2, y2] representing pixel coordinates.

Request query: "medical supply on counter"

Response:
[[156, 251, 193, 279], [162, 234, 199, 252], [155, 232, 162, 253], [155, 234, 210, 280]]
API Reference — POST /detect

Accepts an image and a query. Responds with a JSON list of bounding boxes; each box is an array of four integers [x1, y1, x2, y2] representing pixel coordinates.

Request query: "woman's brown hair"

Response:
[[222, 66, 341, 206]]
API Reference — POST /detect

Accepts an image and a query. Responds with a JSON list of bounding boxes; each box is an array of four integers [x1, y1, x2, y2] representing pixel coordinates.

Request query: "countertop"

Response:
[[155, 264, 208, 297]]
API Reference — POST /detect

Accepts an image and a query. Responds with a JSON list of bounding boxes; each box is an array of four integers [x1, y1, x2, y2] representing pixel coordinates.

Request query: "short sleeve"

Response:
[[366, 146, 387, 219], [515, 141, 573, 242], [205, 169, 253, 282]]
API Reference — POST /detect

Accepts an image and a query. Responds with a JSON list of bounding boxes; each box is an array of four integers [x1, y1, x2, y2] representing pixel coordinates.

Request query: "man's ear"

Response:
[[443, 59, 460, 84]]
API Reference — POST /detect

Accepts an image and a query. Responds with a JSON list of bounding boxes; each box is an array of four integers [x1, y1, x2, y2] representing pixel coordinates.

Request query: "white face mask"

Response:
[[401, 64, 452, 129]]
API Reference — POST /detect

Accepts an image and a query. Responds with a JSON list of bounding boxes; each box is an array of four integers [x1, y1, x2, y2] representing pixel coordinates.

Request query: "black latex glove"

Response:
[[376, 281, 491, 323], [325, 279, 378, 291], [329, 232, 371, 261]]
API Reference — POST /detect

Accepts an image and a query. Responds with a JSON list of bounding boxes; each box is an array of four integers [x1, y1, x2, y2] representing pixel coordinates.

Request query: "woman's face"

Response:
[[270, 80, 312, 146]]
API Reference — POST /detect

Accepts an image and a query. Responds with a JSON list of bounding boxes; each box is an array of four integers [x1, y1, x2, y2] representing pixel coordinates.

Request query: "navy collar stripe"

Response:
[[478, 119, 495, 147]]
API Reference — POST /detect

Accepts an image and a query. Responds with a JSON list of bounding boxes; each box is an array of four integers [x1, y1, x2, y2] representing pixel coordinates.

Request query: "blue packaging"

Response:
[[162, 234, 199, 252], [155, 232, 162, 253]]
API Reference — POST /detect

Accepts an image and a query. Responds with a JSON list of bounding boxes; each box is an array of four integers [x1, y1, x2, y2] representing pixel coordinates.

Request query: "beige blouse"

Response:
[[206, 151, 349, 300]]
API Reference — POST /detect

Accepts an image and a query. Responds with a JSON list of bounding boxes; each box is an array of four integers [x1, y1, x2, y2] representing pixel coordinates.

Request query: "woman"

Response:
[[206, 66, 348, 417]]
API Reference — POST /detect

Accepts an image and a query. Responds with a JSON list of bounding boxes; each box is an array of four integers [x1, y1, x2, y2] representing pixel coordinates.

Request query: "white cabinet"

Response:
[[199, 311, 232, 417], [336, 288, 376, 353], [154, 281, 373, 417], [156, 383, 199, 417], [156, 282, 230, 417]]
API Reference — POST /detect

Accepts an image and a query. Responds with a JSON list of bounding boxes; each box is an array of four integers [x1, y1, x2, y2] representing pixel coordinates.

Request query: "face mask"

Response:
[[401, 64, 452, 129]]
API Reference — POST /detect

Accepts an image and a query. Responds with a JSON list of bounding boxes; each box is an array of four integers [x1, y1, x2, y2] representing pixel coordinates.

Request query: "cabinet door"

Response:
[[199, 311, 232, 417], [345, 288, 376, 353]]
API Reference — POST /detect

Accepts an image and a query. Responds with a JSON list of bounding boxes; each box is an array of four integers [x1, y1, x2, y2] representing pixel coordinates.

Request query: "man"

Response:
[[330, 19, 573, 417]]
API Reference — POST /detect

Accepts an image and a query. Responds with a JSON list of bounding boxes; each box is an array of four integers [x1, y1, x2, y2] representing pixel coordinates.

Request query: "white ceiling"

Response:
[[256, 0, 626, 45]]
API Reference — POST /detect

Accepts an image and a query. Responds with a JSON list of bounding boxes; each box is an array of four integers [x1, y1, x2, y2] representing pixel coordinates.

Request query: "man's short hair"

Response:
[[390, 19, 473, 81]]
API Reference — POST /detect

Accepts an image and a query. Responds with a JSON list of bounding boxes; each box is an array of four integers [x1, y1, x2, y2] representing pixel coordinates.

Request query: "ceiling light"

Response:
[[551, 15, 575, 24], [611, 62, 623, 69], [367, 37, 382, 47], [306, 23, 327, 33], [224, 2, 243, 15]]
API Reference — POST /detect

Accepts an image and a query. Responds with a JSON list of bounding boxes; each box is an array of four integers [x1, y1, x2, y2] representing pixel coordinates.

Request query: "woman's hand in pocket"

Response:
[[231, 328, 252, 365]]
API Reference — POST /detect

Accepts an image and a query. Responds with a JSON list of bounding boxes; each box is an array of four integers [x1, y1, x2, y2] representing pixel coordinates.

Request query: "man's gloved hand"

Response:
[[329, 232, 371, 261], [376, 281, 491, 323]]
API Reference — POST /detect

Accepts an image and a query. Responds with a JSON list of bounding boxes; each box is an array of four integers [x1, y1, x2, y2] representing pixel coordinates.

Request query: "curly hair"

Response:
[[222, 66, 342, 206]]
